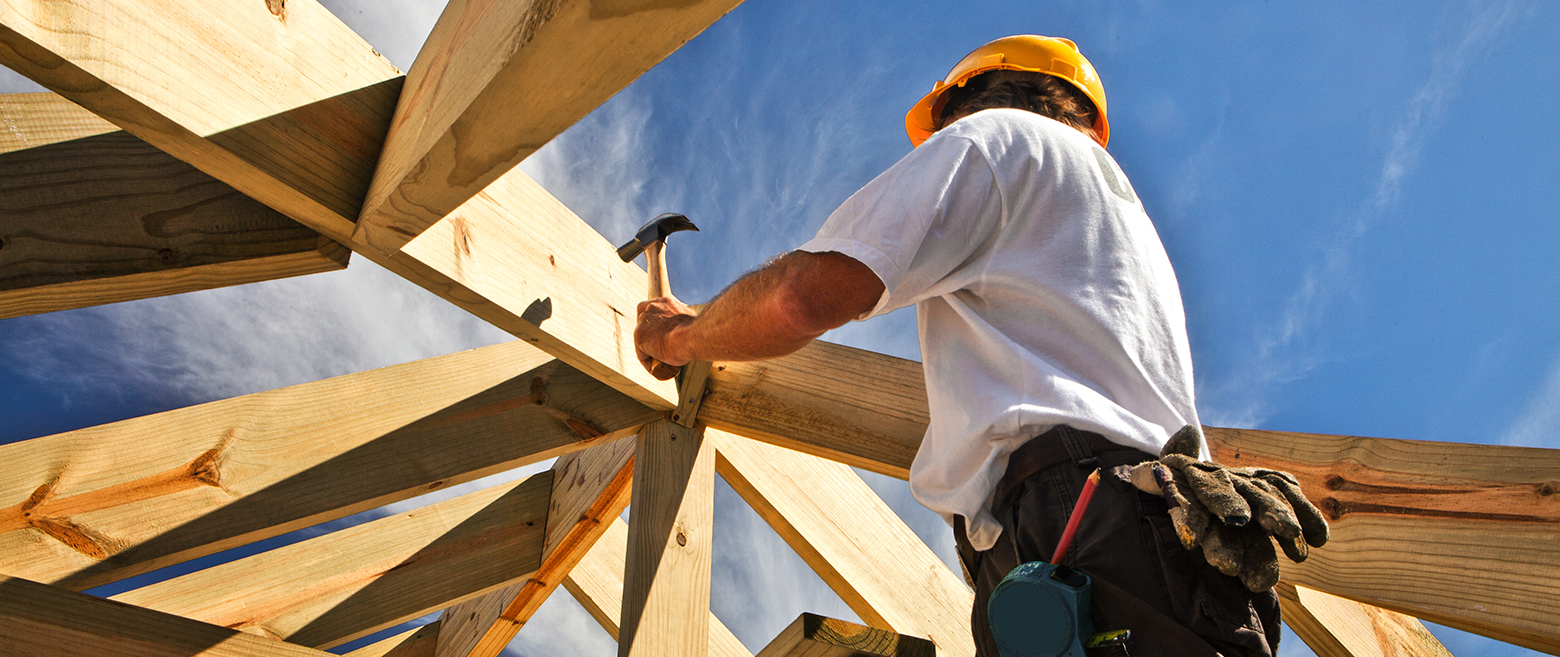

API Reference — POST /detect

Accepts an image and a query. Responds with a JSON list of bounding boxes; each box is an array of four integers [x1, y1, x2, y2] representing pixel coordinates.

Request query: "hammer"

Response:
[[617, 212, 698, 300], [616, 213, 711, 426]]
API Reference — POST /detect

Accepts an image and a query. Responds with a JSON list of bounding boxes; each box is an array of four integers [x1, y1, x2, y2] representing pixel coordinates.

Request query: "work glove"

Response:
[[1129, 426, 1330, 592]]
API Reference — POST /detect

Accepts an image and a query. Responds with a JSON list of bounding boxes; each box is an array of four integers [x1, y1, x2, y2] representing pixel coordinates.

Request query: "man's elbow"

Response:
[[772, 252, 884, 337]]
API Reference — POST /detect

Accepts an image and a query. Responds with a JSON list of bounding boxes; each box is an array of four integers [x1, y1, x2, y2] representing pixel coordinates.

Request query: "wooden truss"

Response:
[[0, 2, 1554, 656]]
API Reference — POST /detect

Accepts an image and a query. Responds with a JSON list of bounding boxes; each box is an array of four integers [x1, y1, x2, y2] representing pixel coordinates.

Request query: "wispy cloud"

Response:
[[1500, 349, 1560, 448], [1202, 0, 1531, 428]]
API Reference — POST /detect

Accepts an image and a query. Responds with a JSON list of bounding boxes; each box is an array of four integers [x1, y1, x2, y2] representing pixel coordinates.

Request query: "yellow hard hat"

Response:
[[905, 35, 1109, 148]]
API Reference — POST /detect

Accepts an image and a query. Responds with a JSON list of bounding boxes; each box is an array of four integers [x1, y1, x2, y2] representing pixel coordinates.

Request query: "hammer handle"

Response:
[[645, 240, 672, 299]]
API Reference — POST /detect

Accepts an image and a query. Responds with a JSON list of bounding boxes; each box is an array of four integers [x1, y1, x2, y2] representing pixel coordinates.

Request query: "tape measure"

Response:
[[987, 561, 1093, 657]]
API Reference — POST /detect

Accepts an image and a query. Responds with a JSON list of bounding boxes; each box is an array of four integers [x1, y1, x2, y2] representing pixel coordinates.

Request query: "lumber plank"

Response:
[[0, 340, 657, 590], [755, 613, 936, 657], [0, 0, 402, 243], [619, 419, 715, 657], [347, 622, 441, 657], [710, 431, 974, 657], [1207, 427, 1560, 653], [435, 435, 638, 657], [702, 340, 927, 479], [393, 167, 679, 410], [1276, 583, 1451, 657], [353, 0, 744, 253], [0, 93, 346, 319], [112, 474, 551, 649], [704, 343, 1560, 650], [0, 574, 333, 657], [563, 517, 752, 657]]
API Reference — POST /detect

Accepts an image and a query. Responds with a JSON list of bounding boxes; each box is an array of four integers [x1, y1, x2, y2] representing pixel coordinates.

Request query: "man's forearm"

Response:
[[656, 251, 884, 364]]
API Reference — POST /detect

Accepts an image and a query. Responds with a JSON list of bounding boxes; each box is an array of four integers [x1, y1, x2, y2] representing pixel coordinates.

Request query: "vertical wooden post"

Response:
[[619, 420, 715, 657]]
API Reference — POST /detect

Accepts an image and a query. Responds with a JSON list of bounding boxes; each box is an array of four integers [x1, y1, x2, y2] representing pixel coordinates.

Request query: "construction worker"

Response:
[[635, 35, 1325, 656]]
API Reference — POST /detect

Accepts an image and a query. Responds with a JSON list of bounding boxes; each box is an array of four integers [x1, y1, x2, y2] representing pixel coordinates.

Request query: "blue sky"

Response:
[[2, 0, 1556, 655]]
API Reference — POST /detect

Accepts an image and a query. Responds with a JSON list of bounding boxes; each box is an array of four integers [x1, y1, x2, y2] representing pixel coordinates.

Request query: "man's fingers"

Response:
[[649, 360, 680, 381]]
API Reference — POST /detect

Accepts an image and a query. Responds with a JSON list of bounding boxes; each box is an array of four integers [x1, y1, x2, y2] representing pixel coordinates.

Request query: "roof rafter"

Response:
[[111, 474, 552, 649], [1276, 583, 1451, 657], [0, 93, 347, 319], [710, 430, 973, 656], [563, 517, 752, 657], [0, 0, 402, 244], [353, 0, 746, 253], [435, 436, 637, 657], [0, 340, 655, 590]]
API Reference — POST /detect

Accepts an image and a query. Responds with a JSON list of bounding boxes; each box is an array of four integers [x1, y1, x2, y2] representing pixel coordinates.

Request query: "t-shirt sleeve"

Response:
[[797, 132, 1002, 319]]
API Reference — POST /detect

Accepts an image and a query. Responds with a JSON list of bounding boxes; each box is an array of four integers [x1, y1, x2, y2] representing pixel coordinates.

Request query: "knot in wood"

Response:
[[1538, 481, 1560, 498], [676, 531, 687, 547], [155, 248, 177, 265], [265, 0, 286, 18], [1318, 497, 1344, 521]]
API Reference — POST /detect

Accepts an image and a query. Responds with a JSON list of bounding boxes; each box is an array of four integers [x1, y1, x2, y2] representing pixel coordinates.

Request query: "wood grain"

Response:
[[354, 0, 745, 253], [395, 166, 679, 410], [620, 419, 715, 657], [0, 574, 333, 656], [563, 517, 752, 657], [755, 613, 936, 657], [0, 93, 346, 319], [0, 0, 402, 243], [1207, 427, 1560, 653], [347, 623, 441, 657], [1276, 583, 1451, 657], [711, 431, 973, 657], [435, 435, 638, 657], [112, 474, 550, 649], [703, 340, 928, 479], [0, 340, 656, 590]]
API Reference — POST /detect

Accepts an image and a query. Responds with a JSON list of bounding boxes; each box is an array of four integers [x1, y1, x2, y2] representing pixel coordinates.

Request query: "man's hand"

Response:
[[635, 296, 696, 380]]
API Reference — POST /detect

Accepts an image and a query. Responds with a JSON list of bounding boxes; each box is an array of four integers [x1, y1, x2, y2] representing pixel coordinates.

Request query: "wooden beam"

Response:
[[435, 435, 638, 657], [0, 1, 683, 411], [710, 431, 973, 657], [563, 517, 752, 657], [755, 614, 936, 657], [392, 167, 680, 410], [0, 340, 657, 590], [705, 343, 1560, 651], [703, 340, 927, 479], [111, 474, 550, 649], [619, 419, 716, 657], [1207, 427, 1560, 654], [347, 623, 440, 657], [353, 0, 744, 253], [0, 0, 402, 244], [1276, 583, 1451, 657], [0, 93, 346, 319], [0, 575, 333, 657]]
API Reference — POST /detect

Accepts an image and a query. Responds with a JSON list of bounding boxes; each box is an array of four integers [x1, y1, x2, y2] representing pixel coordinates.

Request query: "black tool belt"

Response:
[[993, 425, 1148, 514]]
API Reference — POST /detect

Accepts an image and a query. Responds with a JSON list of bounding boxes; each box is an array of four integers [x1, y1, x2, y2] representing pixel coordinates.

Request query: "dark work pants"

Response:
[[955, 427, 1281, 657]]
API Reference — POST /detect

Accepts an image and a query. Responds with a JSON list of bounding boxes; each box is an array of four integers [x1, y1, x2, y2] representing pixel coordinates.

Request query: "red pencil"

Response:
[[1051, 469, 1101, 565]]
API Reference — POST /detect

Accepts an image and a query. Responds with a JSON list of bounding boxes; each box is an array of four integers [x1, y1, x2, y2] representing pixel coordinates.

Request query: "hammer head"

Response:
[[616, 213, 699, 262]]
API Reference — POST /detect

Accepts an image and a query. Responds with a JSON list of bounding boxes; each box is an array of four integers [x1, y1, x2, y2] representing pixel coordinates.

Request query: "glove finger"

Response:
[[1168, 458, 1251, 527], [1260, 473, 1331, 547], [1174, 486, 1213, 551], [1201, 523, 1244, 578], [1277, 532, 1309, 564], [1229, 476, 1302, 539], [1160, 424, 1203, 458], [1238, 528, 1280, 592], [1129, 462, 1161, 496]]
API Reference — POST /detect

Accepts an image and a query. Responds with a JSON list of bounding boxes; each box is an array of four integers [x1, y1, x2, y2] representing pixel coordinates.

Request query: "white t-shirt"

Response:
[[798, 108, 1201, 551]]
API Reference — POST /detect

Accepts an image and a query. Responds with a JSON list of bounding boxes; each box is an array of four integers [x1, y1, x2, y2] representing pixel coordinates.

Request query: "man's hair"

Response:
[[937, 71, 1100, 141]]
